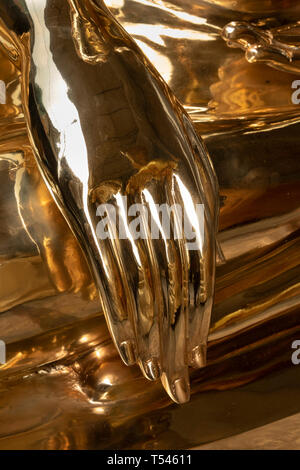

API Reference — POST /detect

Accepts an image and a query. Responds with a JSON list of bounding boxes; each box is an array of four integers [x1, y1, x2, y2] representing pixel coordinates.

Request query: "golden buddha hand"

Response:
[[0, 0, 219, 403], [222, 20, 300, 74]]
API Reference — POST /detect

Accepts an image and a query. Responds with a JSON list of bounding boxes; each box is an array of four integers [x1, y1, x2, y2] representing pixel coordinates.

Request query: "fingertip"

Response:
[[190, 344, 207, 368], [162, 373, 190, 404], [142, 358, 161, 381], [119, 340, 136, 366], [172, 377, 190, 404]]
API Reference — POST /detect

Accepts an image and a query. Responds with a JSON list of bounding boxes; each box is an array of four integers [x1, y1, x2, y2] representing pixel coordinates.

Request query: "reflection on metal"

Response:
[[0, 0, 299, 450], [222, 21, 300, 74], [0, 80, 5, 104], [0, 0, 219, 404], [0, 340, 5, 364]]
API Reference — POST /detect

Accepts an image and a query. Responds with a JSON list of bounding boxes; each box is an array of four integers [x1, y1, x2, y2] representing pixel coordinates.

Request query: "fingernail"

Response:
[[119, 340, 136, 366], [143, 358, 161, 381], [172, 377, 190, 404], [190, 344, 206, 368]]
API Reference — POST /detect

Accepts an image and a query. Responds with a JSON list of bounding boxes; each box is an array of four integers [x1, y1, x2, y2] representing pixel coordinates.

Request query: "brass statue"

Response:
[[0, 0, 299, 450], [0, 0, 220, 404]]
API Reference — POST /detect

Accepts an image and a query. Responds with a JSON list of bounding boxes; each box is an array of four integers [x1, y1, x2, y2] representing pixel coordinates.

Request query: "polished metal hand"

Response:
[[0, 0, 219, 403], [222, 20, 300, 74]]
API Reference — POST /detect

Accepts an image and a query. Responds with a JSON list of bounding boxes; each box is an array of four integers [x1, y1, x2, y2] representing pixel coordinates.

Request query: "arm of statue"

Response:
[[0, 0, 220, 403]]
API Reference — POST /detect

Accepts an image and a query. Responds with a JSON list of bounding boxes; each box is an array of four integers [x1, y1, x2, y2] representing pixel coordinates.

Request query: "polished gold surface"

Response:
[[0, 0, 299, 449], [0, 0, 219, 404], [222, 20, 300, 74]]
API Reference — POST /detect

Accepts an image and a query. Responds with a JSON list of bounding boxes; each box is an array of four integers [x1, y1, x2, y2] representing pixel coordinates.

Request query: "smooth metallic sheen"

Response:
[[0, 0, 300, 450], [0, 0, 219, 403]]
